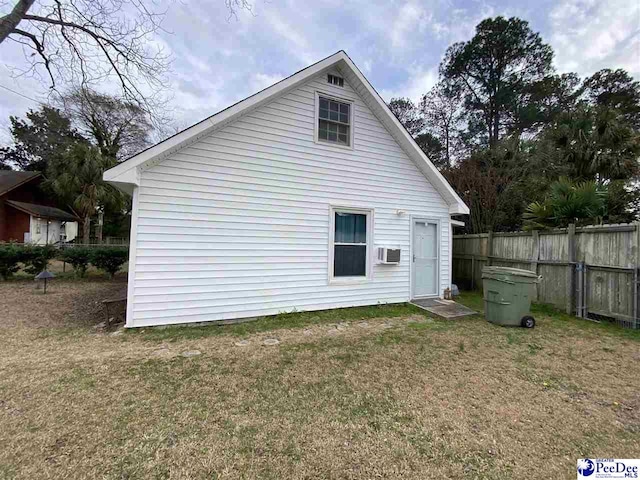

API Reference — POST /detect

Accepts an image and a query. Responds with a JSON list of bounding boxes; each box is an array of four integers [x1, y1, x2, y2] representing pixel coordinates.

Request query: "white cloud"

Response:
[[2, 0, 636, 149], [549, 0, 640, 77], [427, 4, 497, 44], [380, 66, 438, 103], [389, 2, 430, 49], [249, 72, 285, 92], [262, 9, 314, 64]]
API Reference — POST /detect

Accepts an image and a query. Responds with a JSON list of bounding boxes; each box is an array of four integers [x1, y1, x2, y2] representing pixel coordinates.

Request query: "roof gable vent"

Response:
[[327, 74, 344, 87]]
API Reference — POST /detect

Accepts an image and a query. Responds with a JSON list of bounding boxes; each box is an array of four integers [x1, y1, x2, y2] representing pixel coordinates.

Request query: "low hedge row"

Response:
[[0, 244, 128, 280]]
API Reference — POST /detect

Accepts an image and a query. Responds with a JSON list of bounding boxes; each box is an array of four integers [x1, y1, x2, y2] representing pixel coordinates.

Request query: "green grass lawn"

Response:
[[1, 281, 638, 479]]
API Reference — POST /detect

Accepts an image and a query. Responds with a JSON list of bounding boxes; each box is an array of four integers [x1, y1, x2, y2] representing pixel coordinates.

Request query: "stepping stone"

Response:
[[151, 347, 171, 357], [358, 321, 369, 328], [110, 329, 124, 337], [303, 329, 313, 336], [234, 340, 250, 347], [336, 323, 348, 331], [382, 322, 394, 329], [263, 338, 280, 346], [181, 350, 201, 358], [327, 328, 340, 335]]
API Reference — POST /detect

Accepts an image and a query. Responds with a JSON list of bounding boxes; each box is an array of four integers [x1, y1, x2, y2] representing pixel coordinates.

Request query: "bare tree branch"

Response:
[[225, 0, 252, 20], [1, 0, 253, 133], [10, 27, 54, 86], [0, 0, 34, 43]]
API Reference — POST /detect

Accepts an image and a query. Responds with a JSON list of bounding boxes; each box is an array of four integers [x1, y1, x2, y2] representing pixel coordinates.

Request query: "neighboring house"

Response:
[[104, 51, 469, 328], [0, 171, 78, 244]]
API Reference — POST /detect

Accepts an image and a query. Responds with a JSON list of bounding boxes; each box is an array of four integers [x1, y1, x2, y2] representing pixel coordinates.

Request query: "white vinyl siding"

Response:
[[129, 70, 451, 327]]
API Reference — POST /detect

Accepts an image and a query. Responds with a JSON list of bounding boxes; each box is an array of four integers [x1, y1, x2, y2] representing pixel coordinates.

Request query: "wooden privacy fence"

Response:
[[453, 223, 640, 329]]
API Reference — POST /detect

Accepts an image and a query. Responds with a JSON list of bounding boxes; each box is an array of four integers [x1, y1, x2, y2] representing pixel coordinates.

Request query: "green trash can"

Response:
[[482, 266, 541, 328]]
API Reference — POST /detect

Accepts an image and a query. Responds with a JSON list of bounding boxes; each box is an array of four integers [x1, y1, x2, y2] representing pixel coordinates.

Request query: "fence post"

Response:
[[635, 222, 640, 329], [576, 262, 585, 317], [531, 230, 539, 300], [566, 224, 576, 315], [470, 254, 475, 290], [487, 231, 493, 267]]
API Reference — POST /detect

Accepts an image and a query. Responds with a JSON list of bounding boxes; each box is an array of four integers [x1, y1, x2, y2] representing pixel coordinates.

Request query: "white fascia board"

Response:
[[103, 51, 351, 187], [104, 165, 139, 189], [337, 53, 469, 216], [450, 218, 466, 227], [103, 49, 470, 217], [449, 203, 470, 215]]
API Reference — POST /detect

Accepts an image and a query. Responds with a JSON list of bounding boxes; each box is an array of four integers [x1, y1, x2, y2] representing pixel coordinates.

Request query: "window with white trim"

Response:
[[330, 208, 371, 279], [318, 96, 351, 146]]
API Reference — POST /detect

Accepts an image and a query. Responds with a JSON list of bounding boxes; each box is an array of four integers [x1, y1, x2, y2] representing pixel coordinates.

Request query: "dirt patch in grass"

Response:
[[0, 283, 639, 479], [0, 277, 126, 330]]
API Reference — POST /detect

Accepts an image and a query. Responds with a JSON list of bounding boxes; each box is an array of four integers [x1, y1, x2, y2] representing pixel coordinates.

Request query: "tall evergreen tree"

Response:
[[579, 69, 640, 128], [0, 106, 86, 171], [440, 16, 555, 148]]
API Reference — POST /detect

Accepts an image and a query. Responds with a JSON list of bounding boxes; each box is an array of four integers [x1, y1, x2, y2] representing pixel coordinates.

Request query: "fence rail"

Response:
[[5, 238, 129, 249], [59, 241, 129, 249], [453, 223, 640, 329]]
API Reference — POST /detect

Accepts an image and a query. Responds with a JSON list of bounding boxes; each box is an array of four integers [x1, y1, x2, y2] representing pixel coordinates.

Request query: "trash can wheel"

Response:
[[521, 316, 535, 328]]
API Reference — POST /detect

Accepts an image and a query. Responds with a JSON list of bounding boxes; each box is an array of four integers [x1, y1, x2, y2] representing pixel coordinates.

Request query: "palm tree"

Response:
[[523, 177, 607, 229], [534, 105, 640, 181], [46, 144, 124, 243]]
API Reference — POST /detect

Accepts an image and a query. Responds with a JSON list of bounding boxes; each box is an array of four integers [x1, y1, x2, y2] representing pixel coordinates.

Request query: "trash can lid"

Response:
[[481, 266, 539, 278]]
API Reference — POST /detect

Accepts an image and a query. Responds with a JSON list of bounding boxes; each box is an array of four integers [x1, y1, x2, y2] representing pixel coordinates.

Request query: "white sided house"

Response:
[[104, 51, 468, 328]]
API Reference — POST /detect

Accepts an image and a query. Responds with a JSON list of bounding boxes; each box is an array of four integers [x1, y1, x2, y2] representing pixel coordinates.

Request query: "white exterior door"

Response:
[[412, 220, 438, 298]]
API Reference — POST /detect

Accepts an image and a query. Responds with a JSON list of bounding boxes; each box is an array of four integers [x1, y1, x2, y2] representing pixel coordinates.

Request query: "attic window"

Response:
[[327, 74, 344, 87], [318, 96, 351, 146]]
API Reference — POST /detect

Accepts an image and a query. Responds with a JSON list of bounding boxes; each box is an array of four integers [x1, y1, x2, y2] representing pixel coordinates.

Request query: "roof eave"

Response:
[[0, 171, 42, 197], [103, 50, 469, 215], [5, 201, 78, 222], [336, 53, 469, 216], [104, 51, 353, 187]]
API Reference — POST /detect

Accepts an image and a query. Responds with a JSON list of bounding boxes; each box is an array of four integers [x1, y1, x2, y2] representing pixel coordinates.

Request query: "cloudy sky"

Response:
[[0, 0, 639, 142]]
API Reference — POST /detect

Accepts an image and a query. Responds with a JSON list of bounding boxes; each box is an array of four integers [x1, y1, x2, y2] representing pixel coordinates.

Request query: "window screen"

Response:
[[334, 212, 367, 277]]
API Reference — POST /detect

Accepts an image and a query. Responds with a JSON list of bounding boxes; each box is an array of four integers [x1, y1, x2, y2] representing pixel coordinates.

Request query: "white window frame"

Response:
[[328, 205, 373, 284], [314, 91, 355, 150]]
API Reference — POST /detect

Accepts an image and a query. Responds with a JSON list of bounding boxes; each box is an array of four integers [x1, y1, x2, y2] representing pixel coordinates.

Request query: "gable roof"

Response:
[[104, 51, 468, 214], [6, 200, 78, 222], [0, 171, 41, 196]]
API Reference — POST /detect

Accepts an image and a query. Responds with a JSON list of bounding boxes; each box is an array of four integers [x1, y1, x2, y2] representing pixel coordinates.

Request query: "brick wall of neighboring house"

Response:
[[6, 179, 52, 205], [1, 176, 58, 242], [0, 197, 5, 241], [4, 204, 30, 242]]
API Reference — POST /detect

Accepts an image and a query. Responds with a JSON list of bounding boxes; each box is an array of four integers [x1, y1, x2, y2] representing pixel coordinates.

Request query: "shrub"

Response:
[[90, 247, 128, 278], [21, 244, 57, 275], [59, 247, 92, 277], [0, 243, 25, 280]]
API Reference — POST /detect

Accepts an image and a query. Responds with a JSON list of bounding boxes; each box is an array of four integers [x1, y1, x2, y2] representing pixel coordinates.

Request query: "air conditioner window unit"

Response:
[[377, 247, 401, 264]]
